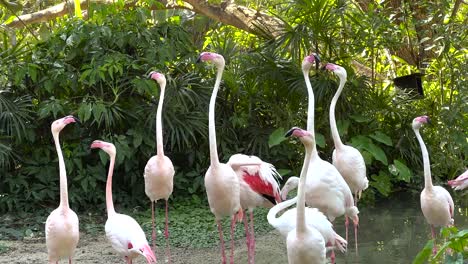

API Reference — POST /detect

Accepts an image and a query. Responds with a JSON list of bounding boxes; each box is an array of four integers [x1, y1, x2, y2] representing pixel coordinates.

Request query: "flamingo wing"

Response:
[[448, 170, 468, 190]]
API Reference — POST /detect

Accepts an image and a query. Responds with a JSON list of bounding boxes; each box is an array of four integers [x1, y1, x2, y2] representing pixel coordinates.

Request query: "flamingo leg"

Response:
[[354, 219, 359, 254], [230, 216, 236, 264], [345, 216, 349, 244], [217, 220, 227, 264], [354, 192, 357, 206], [249, 211, 255, 264], [151, 201, 156, 251], [165, 199, 172, 264], [69, 257, 72, 264], [330, 249, 335, 264], [431, 225, 437, 255], [243, 211, 251, 264]]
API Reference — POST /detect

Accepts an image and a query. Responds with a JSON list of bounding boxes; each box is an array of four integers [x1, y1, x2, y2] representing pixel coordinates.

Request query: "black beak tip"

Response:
[[196, 56, 202, 63], [284, 127, 298, 138], [73, 116, 81, 124], [426, 117, 431, 124]]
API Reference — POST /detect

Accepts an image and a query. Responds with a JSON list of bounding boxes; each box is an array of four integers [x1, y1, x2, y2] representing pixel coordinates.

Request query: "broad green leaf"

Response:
[[392, 159, 412, 182], [369, 131, 393, 146], [316, 132, 326, 148], [370, 171, 392, 196], [268, 127, 287, 148], [350, 114, 371, 123], [412, 240, 434, 264], [365, 143, 388, 165]]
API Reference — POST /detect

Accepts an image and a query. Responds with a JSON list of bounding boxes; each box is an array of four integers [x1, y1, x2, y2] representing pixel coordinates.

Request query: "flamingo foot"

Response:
[[217, 220, 227, 264]]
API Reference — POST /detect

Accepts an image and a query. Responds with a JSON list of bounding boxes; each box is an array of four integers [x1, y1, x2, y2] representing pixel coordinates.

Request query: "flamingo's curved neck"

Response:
[[303, 69, 319, 159], [156, 82, 166, 157], [208, 65, 224, 167], [414, 128, 433, 190], [267, 196, 298, 226], [106, 153, 116, 215], [330, 76, 345, 149], [296, 141, 313, 234], [53, 132, 69, 209]]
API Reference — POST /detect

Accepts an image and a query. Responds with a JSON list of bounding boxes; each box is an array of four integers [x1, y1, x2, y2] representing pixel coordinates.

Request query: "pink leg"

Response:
[[69, 257, 72, 264], [330, 249, 335, 264], [243, 211, 251, 264], [230, 216, 236, 264], [249, 211, 255, 264], [345, 216, 349, 244], [151, 201, 156, 251], [431, 225, 437, 255], [354, 193, 357, 206], [217, 220, 227, 264], [354, 220, 359, 254], [125, 256, 131, 264], [165, 200, 172, 264]]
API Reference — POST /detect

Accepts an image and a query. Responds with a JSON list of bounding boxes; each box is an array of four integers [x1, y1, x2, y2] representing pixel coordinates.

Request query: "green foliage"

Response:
[[413, 227, 468, 264]]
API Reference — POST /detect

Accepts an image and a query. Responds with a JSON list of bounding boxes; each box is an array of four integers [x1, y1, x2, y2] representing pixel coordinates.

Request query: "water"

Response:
[[332, 193, 468, 263]]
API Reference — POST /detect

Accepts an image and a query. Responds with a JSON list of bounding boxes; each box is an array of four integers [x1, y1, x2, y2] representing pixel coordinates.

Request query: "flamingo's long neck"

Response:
[[208, 65, 224, 167], [267, 196, 298, 227], [296, 141, 313, 234], [330, 75, 345, 149], [53, 132, 69, 209], [414, 128, 433, 190], [106, 152, 116, 215], [156, 82, 166, 157], [303, 69, 319, 158]]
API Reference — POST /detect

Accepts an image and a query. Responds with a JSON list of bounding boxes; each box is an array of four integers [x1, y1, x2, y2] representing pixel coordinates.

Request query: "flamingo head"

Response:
[[51, 115, 79, 133], [148, 71, 166, 87], [197, 52, 225, 68], [324, 63, 347, 80], [284, 126, 315, 146], [90, 140, 116, 157], [302, 53, 321, 71], [412, 115, 430, 129], [280, 176, 299, 200], [132, 244, 157, 263]]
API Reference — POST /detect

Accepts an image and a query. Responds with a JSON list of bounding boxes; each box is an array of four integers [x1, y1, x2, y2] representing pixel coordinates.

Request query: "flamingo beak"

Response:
[[90, 140, 103, 149], [63, 115, 79, 124], [313, 54, 321, 70], [140, 245, 157, 263], [284, 127, 299, 137]]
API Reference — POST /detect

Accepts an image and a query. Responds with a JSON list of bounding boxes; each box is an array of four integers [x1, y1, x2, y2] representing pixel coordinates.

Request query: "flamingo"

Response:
[[144, 71, 175, 260], [284, 127, 326, 264], [324, 63, 369, 205], [227, 154, 282, 264], [268, 186, 347, 264], [412, 116, 455, 255], [281, 54, 359, 252], [448, 169, 468, 191], [45, 115, 80, 264], [198, 51, 244, 264], [90, 140, 157, 264]]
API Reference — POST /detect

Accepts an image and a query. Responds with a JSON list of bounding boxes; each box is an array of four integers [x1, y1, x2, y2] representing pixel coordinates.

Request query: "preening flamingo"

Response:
[[45, 115, 80, 263], [284, 127, 326, 264], [227, 154, 281, 264], [281, 54, 359, 251], [198, 52, 243, 264], [144, 71, 175, 259], [448, 169, 468, 191], [324, 63, 368, 204], [412, 116, 454, 254], [91, 140, 156, 264], [268, 186, 347, 263]]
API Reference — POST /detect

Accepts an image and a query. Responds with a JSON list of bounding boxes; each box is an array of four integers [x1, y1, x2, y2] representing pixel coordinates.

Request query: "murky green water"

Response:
[[332, 193, 468, 263]]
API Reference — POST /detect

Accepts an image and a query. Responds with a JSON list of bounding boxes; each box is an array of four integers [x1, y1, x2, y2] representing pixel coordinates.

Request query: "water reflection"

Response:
[[333, 193, 467, 263]]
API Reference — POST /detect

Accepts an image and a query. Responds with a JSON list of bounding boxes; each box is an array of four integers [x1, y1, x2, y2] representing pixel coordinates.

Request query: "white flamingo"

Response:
[[227, 153, 281, 264], [284, 127, 326, 264], [281, 54, 359, 251], [91, 140, 157, 263], [448, 169, 468, 191], [45, 115, 80, 263], [144, 71, 175, 260], [325, 63, 368, 205], [412, 116, 454, 255], [198, 52, 244, 264]]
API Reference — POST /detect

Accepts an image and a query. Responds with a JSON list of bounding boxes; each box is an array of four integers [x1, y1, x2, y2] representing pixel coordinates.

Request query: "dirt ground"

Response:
[[0, 231, 289, 264]]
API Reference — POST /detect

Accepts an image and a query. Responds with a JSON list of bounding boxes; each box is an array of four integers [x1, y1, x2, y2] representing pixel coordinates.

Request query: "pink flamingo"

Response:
[[284, 127, 326, 263], [325, 63, 368, 205], [91, 140, 156, 264], [281, 54, 359, 255], [144, 71, 175, 260], [448, 169, 468, 191], [198, 52, 244, 264], [227, 154, 281, 264], [45, 115, 80, 264], [412, 116, 454, 255]]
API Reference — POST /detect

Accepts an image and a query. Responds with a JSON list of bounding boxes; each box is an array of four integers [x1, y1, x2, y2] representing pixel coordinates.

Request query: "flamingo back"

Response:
[[332, 145, 368, 194], [287, 226, 326, 264], [144, 155, 175, 201], [420, 186, 454, 227]]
